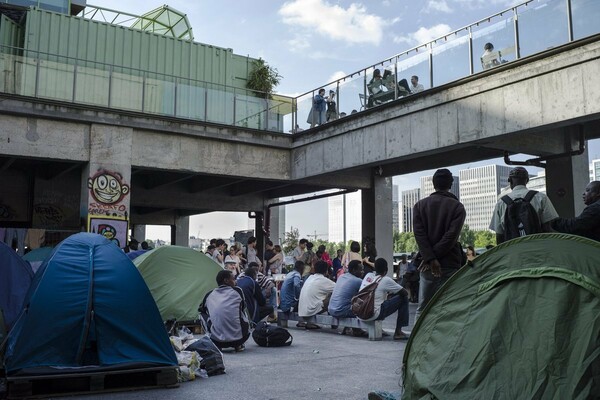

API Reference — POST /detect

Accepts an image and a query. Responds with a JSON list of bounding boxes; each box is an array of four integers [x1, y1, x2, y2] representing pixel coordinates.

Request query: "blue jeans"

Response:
[[376, 290, 409, 333], [415, 268, 459, 321], [263, 287, 277, 309]]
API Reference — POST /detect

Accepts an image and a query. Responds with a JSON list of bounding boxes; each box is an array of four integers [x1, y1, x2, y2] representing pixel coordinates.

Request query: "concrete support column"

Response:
[[132, 224, 146, 242], [545, 147, 589, 218], [171, 216, 189, 247], [254, 211, 265, 260], [268, 206, 279, 245], [362, 176, 394, 276], [80, 125, 133, 249]]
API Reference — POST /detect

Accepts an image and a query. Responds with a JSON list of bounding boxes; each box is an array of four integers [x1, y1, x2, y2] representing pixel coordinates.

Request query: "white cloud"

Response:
[[288, 35, 311, 53], [424, 0, 453, 13], [279, 0, 386, 45], [327, 70, 347, 83], [393, 23, 452, 46]]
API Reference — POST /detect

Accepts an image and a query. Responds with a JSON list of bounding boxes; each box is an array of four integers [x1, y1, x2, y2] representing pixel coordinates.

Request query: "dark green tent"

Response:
[[134, 246, 222, 322], [402, 234, 600, 399]]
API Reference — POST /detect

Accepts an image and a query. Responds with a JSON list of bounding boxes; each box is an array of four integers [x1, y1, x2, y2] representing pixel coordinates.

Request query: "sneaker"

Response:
[[296, 321, 306, 328], [267, 316, 277, 323], [305, 323, 321, 330], [234, 344, 245, 352]]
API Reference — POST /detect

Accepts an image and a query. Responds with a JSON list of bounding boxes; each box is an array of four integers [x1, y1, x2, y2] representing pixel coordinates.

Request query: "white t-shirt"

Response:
[[298, 274, 335, 317], [212, 250, 224, 267], [359, 272, 403, 321]]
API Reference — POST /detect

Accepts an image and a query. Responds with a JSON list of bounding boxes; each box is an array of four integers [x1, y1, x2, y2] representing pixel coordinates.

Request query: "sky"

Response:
[[90, 0, 600, 241]]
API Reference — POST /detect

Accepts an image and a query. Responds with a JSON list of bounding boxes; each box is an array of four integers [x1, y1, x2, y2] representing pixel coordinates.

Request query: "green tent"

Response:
[[402, 234, 600, 399], [134, 246, 223, 322]]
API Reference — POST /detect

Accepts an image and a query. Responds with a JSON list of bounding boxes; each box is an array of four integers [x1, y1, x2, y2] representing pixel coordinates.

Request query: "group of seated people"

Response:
[[200, 256, 410, 352], [280, 258, 410, 340], [367, 69, 424, 108]]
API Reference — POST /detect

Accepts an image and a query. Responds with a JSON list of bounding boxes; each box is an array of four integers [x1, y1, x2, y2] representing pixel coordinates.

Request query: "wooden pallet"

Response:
[[6, 366, 179, 399]]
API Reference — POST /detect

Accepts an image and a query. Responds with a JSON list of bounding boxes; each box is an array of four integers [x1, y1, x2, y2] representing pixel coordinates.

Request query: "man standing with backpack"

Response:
[[490, 167, 558, 245]]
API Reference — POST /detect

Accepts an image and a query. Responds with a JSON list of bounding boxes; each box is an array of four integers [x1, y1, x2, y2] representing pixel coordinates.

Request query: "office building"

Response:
[[328, 191, 362, 243], [392, 185, 399, 232], [459, 165, 511, 231], [400, 188, 420, 233], [420, 175, 459, 200], [591, 159, 600, 181]]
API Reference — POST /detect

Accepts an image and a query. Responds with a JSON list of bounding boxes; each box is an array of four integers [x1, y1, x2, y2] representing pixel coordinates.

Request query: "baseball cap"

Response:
[[224, 255, 237, 264]]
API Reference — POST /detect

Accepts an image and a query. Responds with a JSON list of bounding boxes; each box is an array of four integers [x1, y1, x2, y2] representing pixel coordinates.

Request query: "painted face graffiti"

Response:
[[88, 170, 129, 205], [97, 223, 120, 247]]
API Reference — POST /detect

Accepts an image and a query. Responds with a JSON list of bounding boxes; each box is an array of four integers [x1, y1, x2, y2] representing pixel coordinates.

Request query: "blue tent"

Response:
[[0, 241, 34, 332], [4, 233, 177, 376]]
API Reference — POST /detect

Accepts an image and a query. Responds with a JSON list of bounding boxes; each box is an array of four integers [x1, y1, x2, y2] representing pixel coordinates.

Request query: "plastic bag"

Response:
[[177, 326, 194, 341], [170, 336, 184, 352], [185, 335, 226, 376]]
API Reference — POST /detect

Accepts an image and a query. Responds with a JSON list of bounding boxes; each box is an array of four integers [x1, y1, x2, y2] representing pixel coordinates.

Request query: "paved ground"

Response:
[[47, 304, 418, 400]]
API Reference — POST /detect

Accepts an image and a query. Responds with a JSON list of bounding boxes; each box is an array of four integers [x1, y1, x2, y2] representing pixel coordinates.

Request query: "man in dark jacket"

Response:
[[413, 168, 466, 320], [551, 181, 600, 242]]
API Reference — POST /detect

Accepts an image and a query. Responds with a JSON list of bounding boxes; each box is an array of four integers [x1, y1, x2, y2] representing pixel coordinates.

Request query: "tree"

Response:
[[459, 224, 476, 247], [474, 230, 495, 248], [246, 58, 282, 95], [282, 227, 300, 254]]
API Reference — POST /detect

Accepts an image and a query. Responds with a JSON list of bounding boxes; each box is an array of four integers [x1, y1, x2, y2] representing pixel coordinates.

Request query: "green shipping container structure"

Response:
[[0, 6, 290, 131], [23, 8, 256, 89]]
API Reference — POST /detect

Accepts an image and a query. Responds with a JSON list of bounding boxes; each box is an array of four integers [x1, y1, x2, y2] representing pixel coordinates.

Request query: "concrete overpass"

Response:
[[1, 34, 598, 258]]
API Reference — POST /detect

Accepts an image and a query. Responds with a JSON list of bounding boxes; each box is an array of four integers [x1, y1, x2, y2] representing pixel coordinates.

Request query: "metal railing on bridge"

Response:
[[0, 0, 596, 135]]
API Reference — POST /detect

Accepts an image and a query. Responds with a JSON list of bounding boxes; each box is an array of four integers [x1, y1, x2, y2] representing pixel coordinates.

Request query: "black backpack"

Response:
[[252, 321, 293, 347], [501, 190, 541, 241]]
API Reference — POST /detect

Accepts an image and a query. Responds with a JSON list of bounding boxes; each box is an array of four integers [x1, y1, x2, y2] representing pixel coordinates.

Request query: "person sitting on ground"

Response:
[[298, 260, 336, 329], [141, 241, 150, 250], [200, 270, 249, 352], [551, 180, 600, 242], [129, 239, 139, 251], [360, 258, 410, 340], [279, 260, 305, 313], [328, 260, 367, 337], [236, 266, 274, 324]]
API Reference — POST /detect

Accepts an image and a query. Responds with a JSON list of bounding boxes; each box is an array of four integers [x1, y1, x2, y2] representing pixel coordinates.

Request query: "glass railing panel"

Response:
[[206, 82, 234, 125], [571, 0, 600, 40], [266, 94, 292, 133], [336, 71, 367, 118], [296, 92, 314, 131], [37, 57, 74, 102], [144, 72, 175, 116], [74, 61, 110, 107], [472, 13, 516, 73], [176, 78, 206, 120], [432, 29, 470, 86], [0, 52, 20, 95], [395, 47, 431, 92], [234, 90, 268, 130], [517, 0, 569, 57], [110, 68, 143, 111]]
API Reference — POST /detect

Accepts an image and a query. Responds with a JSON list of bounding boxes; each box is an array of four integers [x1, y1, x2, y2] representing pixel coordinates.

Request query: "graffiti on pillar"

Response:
[[87, 169, 130, 218], [0, 203, 15, 220], [88, 215, 128, 249]]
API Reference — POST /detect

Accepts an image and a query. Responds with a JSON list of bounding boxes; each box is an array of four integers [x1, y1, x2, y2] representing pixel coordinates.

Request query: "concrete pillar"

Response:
[[81, 125, 133, 249], [362, 175, 394, 276], [254, 211, 265, 260], [545, 147, 589, 218], [132, 224, 146, 242], [268, 206, 279, 245], [171, 216, 189, 247]]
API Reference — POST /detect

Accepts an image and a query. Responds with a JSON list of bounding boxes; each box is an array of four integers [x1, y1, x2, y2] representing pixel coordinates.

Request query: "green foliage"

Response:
[[393, 231, 418, 253], [246, 58, 282, 95], [459, 224, 476, 247], [474, 230, 496, 248], [282, 227, 300, 254]]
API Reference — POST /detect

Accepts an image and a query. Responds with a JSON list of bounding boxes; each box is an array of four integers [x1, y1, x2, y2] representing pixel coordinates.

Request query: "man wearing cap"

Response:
[[490, 166, 558, 245], [413, 168, 466, 321]]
